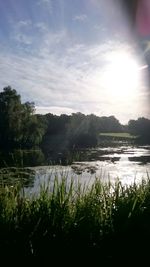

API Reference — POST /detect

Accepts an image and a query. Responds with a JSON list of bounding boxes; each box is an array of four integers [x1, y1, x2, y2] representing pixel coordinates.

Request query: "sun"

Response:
[[102, 51, 144, 100]]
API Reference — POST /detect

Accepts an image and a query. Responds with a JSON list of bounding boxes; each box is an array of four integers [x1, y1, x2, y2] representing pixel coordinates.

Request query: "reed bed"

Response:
[[0, 174, 150, 264]]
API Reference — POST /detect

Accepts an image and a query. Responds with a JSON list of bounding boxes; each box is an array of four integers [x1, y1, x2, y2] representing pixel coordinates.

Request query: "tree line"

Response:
[[0, 86, 150, 154]]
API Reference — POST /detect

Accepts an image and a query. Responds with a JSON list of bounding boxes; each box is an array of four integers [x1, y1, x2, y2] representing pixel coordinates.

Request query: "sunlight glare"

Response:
[[102, 51, 143, 99]]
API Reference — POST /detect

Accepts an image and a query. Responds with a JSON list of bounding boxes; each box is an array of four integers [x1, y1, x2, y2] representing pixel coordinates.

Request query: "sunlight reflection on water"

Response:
[[25, 146, 150, 194]]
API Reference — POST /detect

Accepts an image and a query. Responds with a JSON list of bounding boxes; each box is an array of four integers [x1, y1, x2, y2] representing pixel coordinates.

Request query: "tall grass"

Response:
[[0, 175, 150, 264]]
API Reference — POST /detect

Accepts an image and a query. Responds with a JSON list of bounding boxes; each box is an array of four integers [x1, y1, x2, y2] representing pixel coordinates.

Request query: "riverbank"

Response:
[[0, 175, 150, 264]]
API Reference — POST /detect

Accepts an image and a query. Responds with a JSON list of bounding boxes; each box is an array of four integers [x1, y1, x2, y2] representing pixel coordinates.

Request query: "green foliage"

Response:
[[1, 176, 150, 263], [0, 86, 149, 158], [0, 87, 46, 149], [0, 86, 23, 147], [128, 117, 150, 143]]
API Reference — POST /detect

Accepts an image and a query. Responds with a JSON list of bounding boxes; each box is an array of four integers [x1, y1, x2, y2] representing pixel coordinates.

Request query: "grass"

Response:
[[0, 175, 150, 264], [99, 132, 138, 139]]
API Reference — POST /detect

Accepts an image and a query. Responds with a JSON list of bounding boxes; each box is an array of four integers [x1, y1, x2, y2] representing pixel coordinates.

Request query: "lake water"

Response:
[[23, 145, 150, 194]]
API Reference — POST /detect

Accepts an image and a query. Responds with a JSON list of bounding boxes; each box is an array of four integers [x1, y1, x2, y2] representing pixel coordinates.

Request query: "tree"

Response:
[[22, 115, 47, 148], [0, 86, 23, 148], [0, 86, 46, 149], [128, 117, 150, 143]]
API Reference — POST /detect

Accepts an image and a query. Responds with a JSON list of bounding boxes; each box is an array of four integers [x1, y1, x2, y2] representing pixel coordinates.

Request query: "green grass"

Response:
[[99, 132, 138, 139], [0, 175, 150, 264]]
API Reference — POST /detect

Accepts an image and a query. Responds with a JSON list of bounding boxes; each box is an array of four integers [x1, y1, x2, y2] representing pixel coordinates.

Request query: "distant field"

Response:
[[99, 132, 138, 139]]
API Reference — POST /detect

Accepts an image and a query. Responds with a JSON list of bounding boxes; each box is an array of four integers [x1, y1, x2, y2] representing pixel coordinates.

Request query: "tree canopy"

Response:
[[0, 86, 46, 149], [0, 86, 149, 153]]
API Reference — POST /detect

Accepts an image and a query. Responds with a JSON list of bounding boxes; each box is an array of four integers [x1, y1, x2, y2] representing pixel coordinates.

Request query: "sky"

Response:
[[0, 0, 149, 124]]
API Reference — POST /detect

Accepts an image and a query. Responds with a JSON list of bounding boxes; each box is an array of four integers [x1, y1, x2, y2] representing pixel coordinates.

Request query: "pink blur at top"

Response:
[[136, 0, 150, 36]]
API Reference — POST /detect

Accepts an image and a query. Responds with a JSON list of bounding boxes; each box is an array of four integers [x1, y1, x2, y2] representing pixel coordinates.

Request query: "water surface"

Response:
[[25, 145, 150, 194]]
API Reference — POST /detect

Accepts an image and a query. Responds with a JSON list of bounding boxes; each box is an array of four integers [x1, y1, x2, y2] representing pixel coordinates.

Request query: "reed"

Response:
[[0, 174, 150, 264]]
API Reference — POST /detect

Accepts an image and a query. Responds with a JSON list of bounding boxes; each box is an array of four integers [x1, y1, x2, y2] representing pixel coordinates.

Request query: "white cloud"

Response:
[[0, 28, 149, 123], [10, 19, 33, 46], [13, 33, 32, 45], [17, 20, 32, 28], [11, 20, 32, 32], [73, 14, 87, 22], [94, 24, 106, 32], [35, 22, 48, 33], [35, 106, 74, 115], [10, 20, 49, 46]]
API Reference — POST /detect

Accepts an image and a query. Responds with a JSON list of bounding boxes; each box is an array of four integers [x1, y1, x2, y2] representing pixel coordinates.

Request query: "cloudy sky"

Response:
[[0, 0, 149, 123]]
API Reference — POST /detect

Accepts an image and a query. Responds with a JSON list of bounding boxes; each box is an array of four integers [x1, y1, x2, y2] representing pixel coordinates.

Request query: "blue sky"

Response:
[[0, 0, 149, 123]]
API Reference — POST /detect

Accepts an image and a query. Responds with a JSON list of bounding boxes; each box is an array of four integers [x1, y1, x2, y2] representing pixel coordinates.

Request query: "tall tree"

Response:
[[0, 86, 23, 148], [0, 86, 46, 149]]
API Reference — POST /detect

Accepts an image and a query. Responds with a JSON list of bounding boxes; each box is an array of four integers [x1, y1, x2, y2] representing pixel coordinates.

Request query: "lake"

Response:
[[0, 145, 150, 193], [17, 145, 150, 194]]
